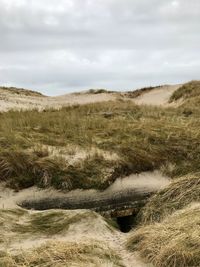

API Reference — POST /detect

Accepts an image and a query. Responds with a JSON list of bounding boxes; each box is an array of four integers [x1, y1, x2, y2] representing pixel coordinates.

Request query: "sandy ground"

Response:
[[0, 84, 181, 112], [0, 91, 117, 112], [0, 171, 169, 210], [0, 171, 168, 267], [133, 84, 181, 106]]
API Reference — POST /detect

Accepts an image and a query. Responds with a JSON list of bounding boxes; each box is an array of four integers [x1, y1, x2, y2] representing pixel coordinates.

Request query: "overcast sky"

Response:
[[0, 0, 199, 95]]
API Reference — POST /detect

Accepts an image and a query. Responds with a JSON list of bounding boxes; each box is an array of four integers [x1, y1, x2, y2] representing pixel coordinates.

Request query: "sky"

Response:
[[0, 0, 199, 95]]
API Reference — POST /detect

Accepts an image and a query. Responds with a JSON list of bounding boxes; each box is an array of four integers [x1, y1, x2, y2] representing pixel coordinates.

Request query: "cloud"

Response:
[[0, 0, 199, 95]]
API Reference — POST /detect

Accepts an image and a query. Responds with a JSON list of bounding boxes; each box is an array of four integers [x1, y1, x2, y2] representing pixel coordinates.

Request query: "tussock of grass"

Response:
[[127, 204, 200, 267], [170, 81, 200, 102], [0, 149, 115, 190], [0, 240, 123, 267], [0, 150, 68, 189], [13, 210, 99, 236], [137, 173, 200, 224]]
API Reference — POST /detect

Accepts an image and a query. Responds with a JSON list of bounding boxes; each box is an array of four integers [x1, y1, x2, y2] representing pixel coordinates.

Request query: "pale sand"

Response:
[[133, 84, 182, 106], [0, 84, 181, 112]]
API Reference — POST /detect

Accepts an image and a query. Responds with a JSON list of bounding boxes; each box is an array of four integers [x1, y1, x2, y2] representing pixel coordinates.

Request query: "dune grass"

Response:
[[13, 210, 100, 236], [0, 240, 123, 267], [170, 81, 200, 102], [0, 208, 116, 249], [169, 81, 200, 116], [127, 204, 200, 267], [0, 97, 200, 190], [137, 173, 200, 224], [0, 86, 44, 97]]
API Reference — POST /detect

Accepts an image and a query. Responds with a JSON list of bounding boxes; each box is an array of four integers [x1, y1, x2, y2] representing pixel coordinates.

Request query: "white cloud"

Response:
[[171, 1, 180, 7], [0, 0, 199, 95]]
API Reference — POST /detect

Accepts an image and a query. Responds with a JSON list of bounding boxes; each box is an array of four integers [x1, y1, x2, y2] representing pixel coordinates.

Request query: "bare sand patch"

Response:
[[133, 85, 182, 106]]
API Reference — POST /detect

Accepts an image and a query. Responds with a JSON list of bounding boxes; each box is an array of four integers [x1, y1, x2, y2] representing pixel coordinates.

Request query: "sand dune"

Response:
[[0, 84, 181, 112], [133, 84, 181, 106]]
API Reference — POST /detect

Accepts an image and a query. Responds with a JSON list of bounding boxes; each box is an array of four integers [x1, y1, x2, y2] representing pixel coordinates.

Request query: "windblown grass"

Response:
[[137, 173, 200, 224], [13, 210, 100, 235], [0, 97, 200, 190], [0, 208, 116, 248], [0, 240, 123, 267], [127, 204, 200, 267]]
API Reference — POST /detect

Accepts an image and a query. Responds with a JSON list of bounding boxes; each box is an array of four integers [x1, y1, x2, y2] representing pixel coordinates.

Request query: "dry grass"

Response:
[[169, 81, 200, 116], [0, 240, 123, 267], [137, 173, 200, 224], [127, 204, 200, 267], [169, 81, 200, 102], [125, 85, 162, 98], [0, 98, 200, 190], [0, 86, 44, 97], [0, 208, 116, 249]]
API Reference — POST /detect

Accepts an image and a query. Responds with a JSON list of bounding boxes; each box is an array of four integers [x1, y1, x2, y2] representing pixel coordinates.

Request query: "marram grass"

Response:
[[127, 204, 200, 267]]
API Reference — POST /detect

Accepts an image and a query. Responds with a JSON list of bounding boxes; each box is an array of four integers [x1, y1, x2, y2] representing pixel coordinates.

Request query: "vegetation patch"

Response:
[[0, 240, 123, 267], [125, 85, 163, 98], [0, 86, 44, 97], [127, 204, 200, 267], [137, 173, 200, 224], [169, 81, 200, 102], [0, 96, 200, 190], [13, 210, 99, 236]]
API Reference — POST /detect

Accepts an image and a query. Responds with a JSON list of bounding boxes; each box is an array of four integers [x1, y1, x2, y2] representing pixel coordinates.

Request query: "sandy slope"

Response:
[[0, 84, 181, 112], [0, 91, 117, 112], [133, 84, 181, 106]]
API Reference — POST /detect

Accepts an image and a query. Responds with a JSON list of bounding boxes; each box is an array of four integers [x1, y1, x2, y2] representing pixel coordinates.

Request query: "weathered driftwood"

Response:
[[19, 189, 152, 217]]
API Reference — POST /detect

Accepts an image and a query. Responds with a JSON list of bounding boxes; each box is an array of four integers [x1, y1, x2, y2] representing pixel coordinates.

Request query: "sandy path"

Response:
[[133, 84, 181, 106]]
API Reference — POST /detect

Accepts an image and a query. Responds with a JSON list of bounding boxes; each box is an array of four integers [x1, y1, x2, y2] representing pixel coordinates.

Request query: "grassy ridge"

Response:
[[0, 98, 200, 190], [0, 86, 44, 97], [170, 81, 200, 102]]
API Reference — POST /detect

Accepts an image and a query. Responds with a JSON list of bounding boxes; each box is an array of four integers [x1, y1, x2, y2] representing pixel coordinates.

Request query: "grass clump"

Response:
[[127, 204, 200, 267], [0, 149, 115, 191], [13, 210, 99, 236], [137, 173, 200, 224], [0, 150, 68, 190], [87, 88, 114, 94], [126, 85, 162, 98], [169, 81, 200, 102], [0, 241, 123, 267], [0, 86, 44, 97]]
